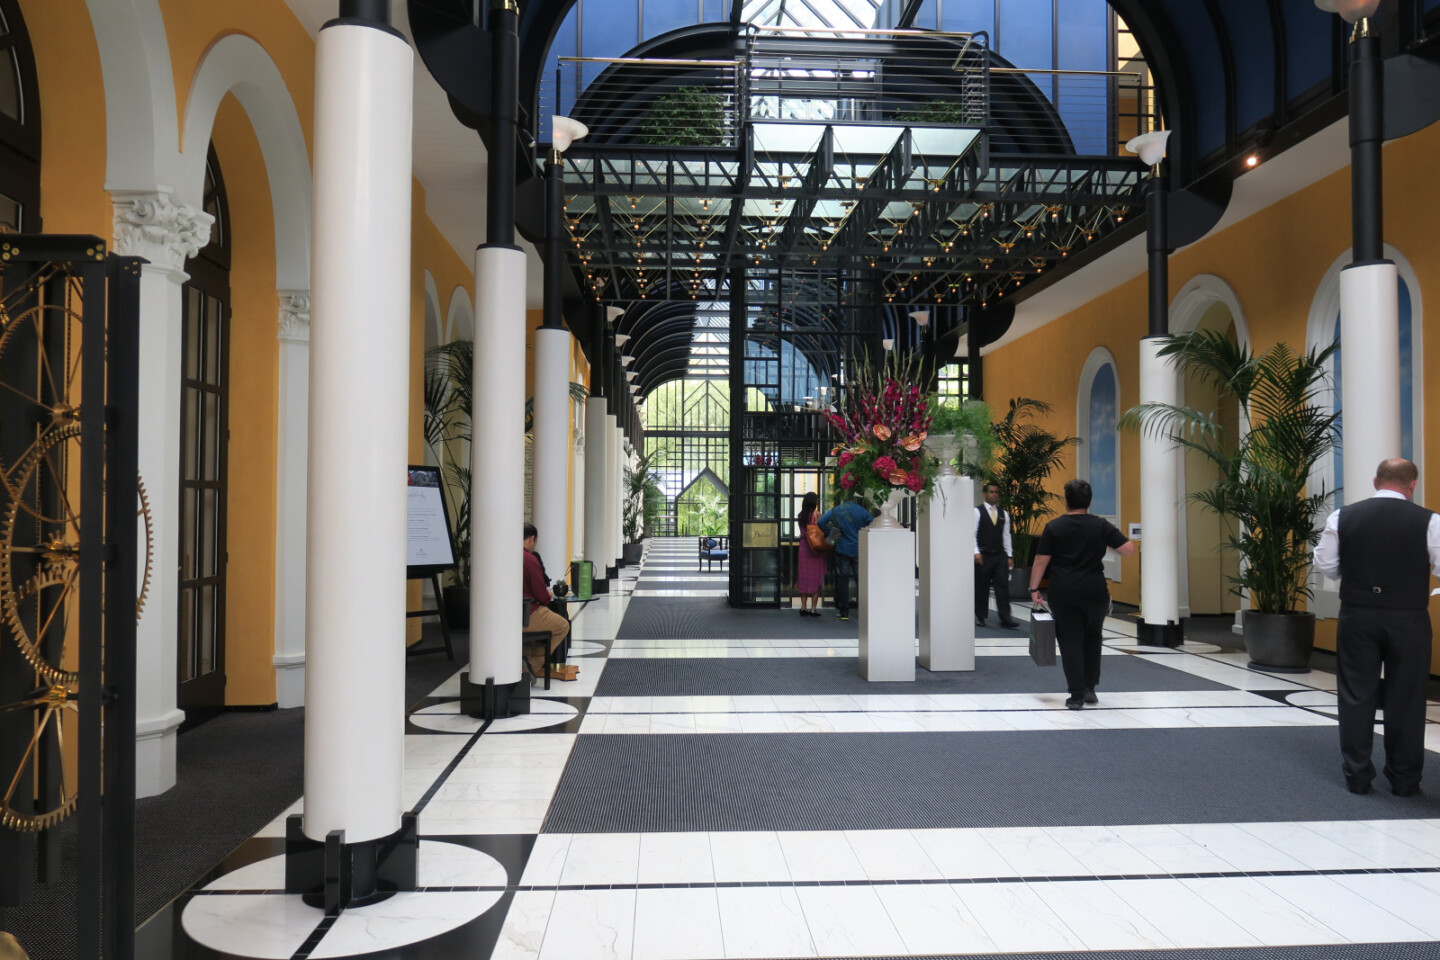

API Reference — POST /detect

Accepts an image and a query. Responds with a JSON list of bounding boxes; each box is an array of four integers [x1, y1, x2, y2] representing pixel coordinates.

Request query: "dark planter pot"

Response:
[[622, 541, 645, 565], [443, 585, 470, 630], [1009, 565, 1031, 599], [1242, 610, 1315, 672]]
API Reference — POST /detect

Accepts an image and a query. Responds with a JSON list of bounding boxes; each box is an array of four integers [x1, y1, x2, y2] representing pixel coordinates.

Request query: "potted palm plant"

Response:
[[1119, 330, 1340, 669], [424, 340, 474, 627], [988, 398, 1079, 596], [623, 450, 665, 564]]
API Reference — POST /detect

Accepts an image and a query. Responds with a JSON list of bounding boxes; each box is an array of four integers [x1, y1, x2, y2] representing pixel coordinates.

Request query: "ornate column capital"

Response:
[[111, 189, 214, 278], [278, 290, 312, 343]]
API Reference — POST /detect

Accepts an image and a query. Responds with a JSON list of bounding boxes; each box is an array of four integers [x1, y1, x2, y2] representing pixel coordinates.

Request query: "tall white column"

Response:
[[572, 428, 587, 564], [1340, 262, 1402, 503], [583, 398, 609, 581], [604, 417, 622, 569], [919, 473, 975, 672], [273, 292, 310, 709], [112, 189, 213, 798], [303, 18, 413, 845], [1138, 337, 1181, 645], [533, 327, 573, 572], [469, 246, 528, 684]]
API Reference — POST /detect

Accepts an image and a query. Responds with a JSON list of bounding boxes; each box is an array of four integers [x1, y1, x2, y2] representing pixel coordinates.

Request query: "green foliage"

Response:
[[988, 398, 1080, 565], [677, 482, 728, 537], [928, 399, 997, 477], [623, 449, 667, 542], [637, 86, 727, 146], [1118, 330, 1340, 615], [894, 100, 969, 126]]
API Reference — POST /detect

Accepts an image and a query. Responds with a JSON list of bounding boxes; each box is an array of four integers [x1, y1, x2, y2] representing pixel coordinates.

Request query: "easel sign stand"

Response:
[[404, 465, 457, 660]]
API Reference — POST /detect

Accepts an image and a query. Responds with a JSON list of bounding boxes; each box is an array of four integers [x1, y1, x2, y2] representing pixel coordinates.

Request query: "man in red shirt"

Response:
[[524, 523, 572, 678]]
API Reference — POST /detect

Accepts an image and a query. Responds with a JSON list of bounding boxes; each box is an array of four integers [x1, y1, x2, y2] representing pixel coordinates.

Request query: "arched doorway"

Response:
[[177, 146, 231, 713], [0, 0, 41, 231], [1180, 302, 1240, 616]]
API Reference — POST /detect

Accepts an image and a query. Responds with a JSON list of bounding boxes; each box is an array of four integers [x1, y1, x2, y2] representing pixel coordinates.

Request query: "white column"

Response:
[[1138, 337, 1181, 641], [303, 19, 413, 845], [273, 292, 310, 709], [572, 426, 587, 564], [858, 526, 917, 681], [1340, 261, 1402, 503], [112, 189, 213, 798], [469, 246, 527, 683], [919, 474, 975, 672], [583, 399, 609, 576], [532, 327, 572, 571], [604, 417, 622, 569]]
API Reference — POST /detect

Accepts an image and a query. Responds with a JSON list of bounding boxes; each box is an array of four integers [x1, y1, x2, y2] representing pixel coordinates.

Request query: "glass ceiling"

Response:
[[741, 0, 886, 30]]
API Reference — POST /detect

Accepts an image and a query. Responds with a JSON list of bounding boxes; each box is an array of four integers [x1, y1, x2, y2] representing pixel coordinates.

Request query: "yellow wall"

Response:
[[985, 119, 1440, 669]]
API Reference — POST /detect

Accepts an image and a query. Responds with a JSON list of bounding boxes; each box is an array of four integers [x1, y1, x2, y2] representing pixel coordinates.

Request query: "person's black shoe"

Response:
[[1064, 696, 1084, 710], [999, 619, 1019, 629], [835, 612, 850, 621], [1347, 780, 1372, 795], [1392, 783, 1420, 797], [1083, 688, 1098, 704], [976, 617, 987, 627]]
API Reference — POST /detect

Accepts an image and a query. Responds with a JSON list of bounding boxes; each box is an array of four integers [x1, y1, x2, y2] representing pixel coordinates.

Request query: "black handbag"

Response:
[[1028, 602, 1057, 667]]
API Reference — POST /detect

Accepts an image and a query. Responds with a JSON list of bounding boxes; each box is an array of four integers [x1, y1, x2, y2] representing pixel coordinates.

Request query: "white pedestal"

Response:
[[858, 526, 917, 681], [919, 475, 975, 672]]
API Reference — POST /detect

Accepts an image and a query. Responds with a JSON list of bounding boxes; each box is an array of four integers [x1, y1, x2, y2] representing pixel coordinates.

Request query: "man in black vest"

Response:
[[1314, 458, 1440, 796], [974, 482, 1019, 628]]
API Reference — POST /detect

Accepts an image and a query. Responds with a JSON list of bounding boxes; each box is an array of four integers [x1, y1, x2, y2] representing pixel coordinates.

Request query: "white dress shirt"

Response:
[[1313, 488, 1440, 584], [973, 503, 1013, 558]]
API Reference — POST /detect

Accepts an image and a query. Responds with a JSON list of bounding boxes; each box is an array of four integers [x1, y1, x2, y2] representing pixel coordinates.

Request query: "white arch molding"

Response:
[[1305, 244, 1425, 619], [423, 270, 443, 354], [446, 285, 475, 342], [1076, 347, 1121, 581], [1166, 275, 1251, 623]]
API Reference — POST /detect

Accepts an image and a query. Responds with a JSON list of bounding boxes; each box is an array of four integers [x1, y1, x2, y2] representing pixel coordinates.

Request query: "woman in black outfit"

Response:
[[1028, 479, 1136, 709]]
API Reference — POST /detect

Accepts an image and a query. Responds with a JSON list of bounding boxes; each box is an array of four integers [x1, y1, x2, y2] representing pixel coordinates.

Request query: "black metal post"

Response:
[[486, 0, 519, 247], [728, 266, 747, 605], [543, 153, 564, 329], [1349, 18, 1384, 264], [1146, 165, 1169, 338], [966, 308, 983, 401]]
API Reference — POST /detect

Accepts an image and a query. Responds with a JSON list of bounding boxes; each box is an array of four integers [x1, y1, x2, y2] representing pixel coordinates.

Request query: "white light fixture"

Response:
[[1125, 130, 1172, 166], [909, 310, 930, 327], [551, 115, 590, 153], [626, 371, 638, 381], [620, 354, 636, 365], [882, 338, 895, 351], [614, 333, 631, 346], [606, 306, 624, 322], [1314, 0, 1381, 22]]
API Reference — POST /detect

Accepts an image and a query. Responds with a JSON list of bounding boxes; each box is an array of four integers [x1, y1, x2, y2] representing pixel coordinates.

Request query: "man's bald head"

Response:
[[1374, 458, 1419, 497]]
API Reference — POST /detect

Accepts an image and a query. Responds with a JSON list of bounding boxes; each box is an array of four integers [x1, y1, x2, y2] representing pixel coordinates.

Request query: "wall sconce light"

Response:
[[620, 354, 636, 365], [909, 310, 930, 327], [614, 333, 631, 346], [1125, 129, 1172, 167], [551, 115, 590, 154], [606, 306, 624, 323], [1314, 0, 1381, 22], [882, 338, 895, 351]]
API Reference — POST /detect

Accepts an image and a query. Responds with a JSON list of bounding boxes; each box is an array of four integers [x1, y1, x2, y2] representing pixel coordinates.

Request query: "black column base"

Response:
[[459, 671, 531, 719], [285, 812, 417, 916], [590, 577, 609, 595], [606, 565, 619, 580], [1137, 621, 1184, 648]]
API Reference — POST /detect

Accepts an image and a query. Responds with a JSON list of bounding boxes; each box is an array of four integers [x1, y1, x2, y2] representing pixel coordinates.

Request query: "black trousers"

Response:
[[974, 552, 1012, 623], [1336, 605, 1431, 791], [1051, 596, 1109, 697], [833, 552, 857, 615]]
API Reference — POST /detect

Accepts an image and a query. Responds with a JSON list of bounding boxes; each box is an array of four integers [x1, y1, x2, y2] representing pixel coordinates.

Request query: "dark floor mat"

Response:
[[593, 651, 1229, 696], [544, 726, 1440, 833]]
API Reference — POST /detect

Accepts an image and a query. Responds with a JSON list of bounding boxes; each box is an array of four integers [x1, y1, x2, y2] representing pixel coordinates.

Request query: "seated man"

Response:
[[524, 523, 574, 679]]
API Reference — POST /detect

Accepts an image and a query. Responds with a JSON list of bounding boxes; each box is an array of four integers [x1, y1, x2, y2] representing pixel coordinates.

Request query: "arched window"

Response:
[[1077, 348, 1120, 577], [0, 0, 41, 231]]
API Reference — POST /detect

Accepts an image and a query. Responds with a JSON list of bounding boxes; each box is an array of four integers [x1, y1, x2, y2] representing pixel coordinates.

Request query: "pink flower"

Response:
[[838, 450, 855, 466], [906, 471, 925, 492], [873, 455, 897, 476], [872, 423, 892, 441], [840, 472, 858, 490]]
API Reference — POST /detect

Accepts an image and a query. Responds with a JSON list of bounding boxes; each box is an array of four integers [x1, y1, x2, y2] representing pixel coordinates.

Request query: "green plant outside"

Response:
[[624, 449, 667, 543], [678, 483, 728, 537], [637, 86, 727, 146], [987, 397, 1080, 566], [1118, 330, 1340, 615], [893, 100, 969, 126]]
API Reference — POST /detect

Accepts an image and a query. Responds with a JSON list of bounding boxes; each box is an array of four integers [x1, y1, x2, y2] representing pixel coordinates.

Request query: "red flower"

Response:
[[838, 450, 855, 466], [840, 472, 858, 490], [872, 423, 892, 441], [873, 455, 897, 476], [888, 468, 909, 486], [905, 471, 925, 492]]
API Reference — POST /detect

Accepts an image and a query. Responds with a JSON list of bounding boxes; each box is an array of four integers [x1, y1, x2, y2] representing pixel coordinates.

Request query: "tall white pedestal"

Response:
[[919, 475, 975, 672], [858, 525, 917, 681]]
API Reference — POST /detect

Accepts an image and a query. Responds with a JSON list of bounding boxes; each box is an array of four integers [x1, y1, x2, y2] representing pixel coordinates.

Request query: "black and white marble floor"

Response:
[[142, 539, 1440, 959]]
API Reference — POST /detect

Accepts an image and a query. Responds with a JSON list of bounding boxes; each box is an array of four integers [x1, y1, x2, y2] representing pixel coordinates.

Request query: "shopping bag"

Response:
[[1028, 603, 1057, 667]]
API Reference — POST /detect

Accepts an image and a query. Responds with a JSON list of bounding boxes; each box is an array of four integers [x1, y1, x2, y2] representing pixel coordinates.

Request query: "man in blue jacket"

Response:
[[816, 497, 875, 621]]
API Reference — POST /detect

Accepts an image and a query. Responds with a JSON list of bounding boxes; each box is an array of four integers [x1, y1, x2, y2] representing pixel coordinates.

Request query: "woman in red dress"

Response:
[[795, 491, 827, 616]]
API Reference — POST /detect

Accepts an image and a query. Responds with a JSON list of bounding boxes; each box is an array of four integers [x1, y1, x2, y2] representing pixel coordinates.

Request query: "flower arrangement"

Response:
[[827, 352, 939, 509]]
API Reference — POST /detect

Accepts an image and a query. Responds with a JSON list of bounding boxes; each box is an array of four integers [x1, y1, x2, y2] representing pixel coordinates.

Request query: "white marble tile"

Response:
[[1115, 823, 1234, 873], [417, 840, 509, 887], [1170, 822, 1308, 872], [205, 854, 288, 891], [1041, 825, 1162, 876], [559, 833, 641, 885], [1040, 879, 1175, 950], [637, 832, 715, 884], [1232, 820, 1382, 871], [711, 831, 790, 883], [960, 882, 1088, 951], [632, 887, 725, 960], [1101, 878, 1261, 949], [795, 885, 906, 957], [520, 835, 572, 886], [873, 882, 996, 954], [310, 890, 502, 958], [1329, 871, 1440, 938], [844, 829, 943, 881], [180, 894, 322, 959], [716, 885, 816, 958], [1257, 873, 1430, 943], [538, 889, 636, 960], [491, 891, 555, 960], [1181, 876, 1346, 945], [916, 828, 1017, 878], [1303, 819, 1439, 867], [1361, 817, 1440, 858], [777, 831, 867, 882], [979, 827, 1089, 877]]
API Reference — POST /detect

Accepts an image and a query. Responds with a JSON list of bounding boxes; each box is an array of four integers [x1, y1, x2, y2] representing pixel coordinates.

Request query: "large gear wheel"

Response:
[[0, 289, 83, 512], [0, 680, 77, 832]]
